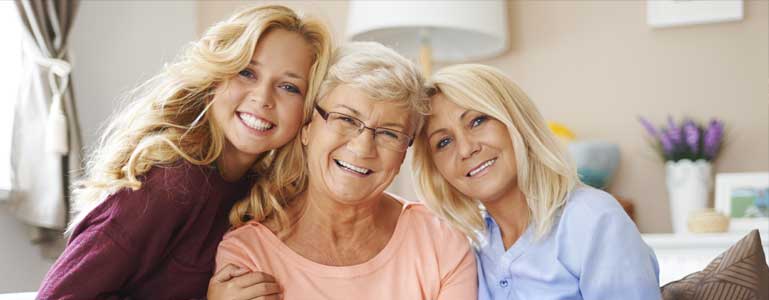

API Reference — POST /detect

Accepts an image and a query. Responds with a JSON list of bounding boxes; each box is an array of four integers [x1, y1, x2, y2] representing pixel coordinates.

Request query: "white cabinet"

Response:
[[642, 231, 769, 285]]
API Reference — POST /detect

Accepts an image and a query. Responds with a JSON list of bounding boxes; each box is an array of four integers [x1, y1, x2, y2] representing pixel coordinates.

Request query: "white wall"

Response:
[[71, 0, 198, 149], [0, 1, 197, 292], [0, 206, 55, 292]]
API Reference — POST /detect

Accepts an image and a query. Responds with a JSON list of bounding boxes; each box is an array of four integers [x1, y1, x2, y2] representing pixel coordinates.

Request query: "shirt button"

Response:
[[499, 279, 509, 288]]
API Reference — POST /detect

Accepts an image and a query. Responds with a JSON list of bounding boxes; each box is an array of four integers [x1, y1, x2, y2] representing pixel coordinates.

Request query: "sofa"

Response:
[[2, 231, 767, 300]]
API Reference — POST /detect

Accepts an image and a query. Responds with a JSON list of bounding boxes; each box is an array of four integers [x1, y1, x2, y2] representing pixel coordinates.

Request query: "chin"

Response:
[[461, 184, 500, 203], [330, 184, 381, 203], [233, 143, 269, 156], [331, 192, 368, 204]]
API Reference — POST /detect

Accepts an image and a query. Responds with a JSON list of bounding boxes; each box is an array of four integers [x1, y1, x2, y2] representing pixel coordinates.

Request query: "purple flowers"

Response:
[[703, 120, 724, 160], [638, 116, 725, 162], [683, 120, 699, 155]]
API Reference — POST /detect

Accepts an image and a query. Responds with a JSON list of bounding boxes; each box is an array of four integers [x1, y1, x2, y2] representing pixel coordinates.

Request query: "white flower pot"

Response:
[[666, 159, 712, 233]]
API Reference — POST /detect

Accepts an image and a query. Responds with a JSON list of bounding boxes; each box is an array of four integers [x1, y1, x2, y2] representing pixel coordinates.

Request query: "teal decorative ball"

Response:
[[567, 141, 620, 189]]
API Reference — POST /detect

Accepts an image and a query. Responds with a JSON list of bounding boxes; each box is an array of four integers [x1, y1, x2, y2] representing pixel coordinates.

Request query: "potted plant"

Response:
[[639, 116, 725, 233]]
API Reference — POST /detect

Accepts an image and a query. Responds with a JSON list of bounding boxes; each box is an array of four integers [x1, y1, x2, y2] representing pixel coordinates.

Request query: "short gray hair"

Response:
[[316, 42, 428, 135]]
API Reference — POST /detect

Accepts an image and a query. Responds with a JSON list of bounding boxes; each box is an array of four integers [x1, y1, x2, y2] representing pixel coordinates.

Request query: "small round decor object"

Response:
[[687, 209, 729, 233]]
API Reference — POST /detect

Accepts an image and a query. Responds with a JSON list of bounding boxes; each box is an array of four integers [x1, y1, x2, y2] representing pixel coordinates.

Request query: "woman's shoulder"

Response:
[[562, 186, 625, 217], [553, 188, 656, 285], [127, 160, 250, 207], [69, 163, 226, 251], [393, 195, 442, 227], [393, 195, 469, 248], [140, 160, 219, 194], [556, 186, 638, 244], [222, 221, 265, 241], [218, 222, 272, 256], [216, 221, 274, 272], [79, 162, 227, 227], [393, 195, 474, 281]]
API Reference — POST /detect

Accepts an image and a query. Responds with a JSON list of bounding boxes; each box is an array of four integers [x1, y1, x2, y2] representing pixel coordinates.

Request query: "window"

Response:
[[0, 2, 22, 192]]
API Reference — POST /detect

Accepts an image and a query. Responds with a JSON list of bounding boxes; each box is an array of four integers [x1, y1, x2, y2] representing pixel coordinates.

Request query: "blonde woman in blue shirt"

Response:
[[412, 64, 662, 300]]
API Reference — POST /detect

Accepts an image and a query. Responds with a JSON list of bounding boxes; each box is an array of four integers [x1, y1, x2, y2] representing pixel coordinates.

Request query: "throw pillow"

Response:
[[661, 229, 769, 300]]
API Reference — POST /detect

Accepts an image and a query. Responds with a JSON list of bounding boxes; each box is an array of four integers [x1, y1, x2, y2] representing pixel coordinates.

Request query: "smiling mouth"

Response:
[[334, 159, 372, 176], [467, 158, 497, 177], [238, 112, 274, 131]]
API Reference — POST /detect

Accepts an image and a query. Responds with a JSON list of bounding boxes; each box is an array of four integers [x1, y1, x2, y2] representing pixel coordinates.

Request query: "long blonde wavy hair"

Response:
[[229, 42, 428, 230], [70, 5, 332, 232], [412, 64, 579, 245]]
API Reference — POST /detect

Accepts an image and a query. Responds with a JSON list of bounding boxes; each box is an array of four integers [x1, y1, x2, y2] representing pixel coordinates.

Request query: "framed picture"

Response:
[[647, 0, 743, 28], [715, 172, 769, 232]]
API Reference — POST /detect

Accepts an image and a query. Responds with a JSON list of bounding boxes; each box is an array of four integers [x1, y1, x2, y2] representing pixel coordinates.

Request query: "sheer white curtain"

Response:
[[0, 2, 22, 198], [9, 0, 82, 238]]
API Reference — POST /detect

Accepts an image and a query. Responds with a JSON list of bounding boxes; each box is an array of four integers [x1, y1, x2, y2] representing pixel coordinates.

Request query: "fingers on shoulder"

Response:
[[233, 271, 278, 287]]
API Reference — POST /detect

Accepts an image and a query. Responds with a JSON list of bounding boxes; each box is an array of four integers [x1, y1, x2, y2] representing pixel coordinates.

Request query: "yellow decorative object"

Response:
[[548, 122, 576, 144], [688, 209, 729, 233]]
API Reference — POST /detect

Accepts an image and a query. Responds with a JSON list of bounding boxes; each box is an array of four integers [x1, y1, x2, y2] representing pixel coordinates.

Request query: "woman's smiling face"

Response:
[[211, 29, 314, 164], [425, 93, 519, 204], [302, 84, 413, 205]]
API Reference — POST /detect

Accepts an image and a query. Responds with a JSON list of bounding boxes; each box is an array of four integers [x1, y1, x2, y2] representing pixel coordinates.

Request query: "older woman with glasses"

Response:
[[214, 42, 477, 300]]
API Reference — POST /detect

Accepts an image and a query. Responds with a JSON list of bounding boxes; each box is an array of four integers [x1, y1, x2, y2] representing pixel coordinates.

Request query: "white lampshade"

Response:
[[346, 0, 508, 62]]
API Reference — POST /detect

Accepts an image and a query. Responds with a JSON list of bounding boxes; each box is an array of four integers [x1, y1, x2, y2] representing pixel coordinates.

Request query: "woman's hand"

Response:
[[208, 264, 283, 300]]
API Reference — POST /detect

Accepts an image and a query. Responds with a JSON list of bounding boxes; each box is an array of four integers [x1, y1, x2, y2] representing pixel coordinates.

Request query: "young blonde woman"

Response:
[[412, 64, 661, 300], [37, 6, 331, 299]]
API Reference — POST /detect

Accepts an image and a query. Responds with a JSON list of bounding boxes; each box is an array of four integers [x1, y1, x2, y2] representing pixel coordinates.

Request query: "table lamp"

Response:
[[346, 0, 508, 75]]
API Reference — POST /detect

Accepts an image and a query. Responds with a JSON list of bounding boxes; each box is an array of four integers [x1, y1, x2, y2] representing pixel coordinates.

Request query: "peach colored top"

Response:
[[216, 195, 477, 300]]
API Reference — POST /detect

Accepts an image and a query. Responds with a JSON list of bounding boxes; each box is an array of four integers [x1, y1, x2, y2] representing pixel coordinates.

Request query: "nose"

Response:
[[346, 128, 377, 158], [456, 132, 480, 159], [249, 82, 275, 109]]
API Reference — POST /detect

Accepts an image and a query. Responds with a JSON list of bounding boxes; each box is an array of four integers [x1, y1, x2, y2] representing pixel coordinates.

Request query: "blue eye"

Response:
[[436, 137, 452, 149], [238, 69, 255, 79], [470, 115, 488, 128], [279, 84, 301, 95]]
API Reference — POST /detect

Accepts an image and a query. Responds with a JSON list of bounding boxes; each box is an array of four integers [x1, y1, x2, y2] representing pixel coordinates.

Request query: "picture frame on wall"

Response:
[[715, 172, 769, 232], [647, 0, 744, 28]]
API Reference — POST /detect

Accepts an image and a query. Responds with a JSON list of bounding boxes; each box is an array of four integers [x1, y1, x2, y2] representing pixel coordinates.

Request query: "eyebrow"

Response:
[[459, 109, 471, 120], [248, 60, 307, 81], [426, 128, 446, 141], [335, 104, 361, 116], [426, 109, 472, 141]]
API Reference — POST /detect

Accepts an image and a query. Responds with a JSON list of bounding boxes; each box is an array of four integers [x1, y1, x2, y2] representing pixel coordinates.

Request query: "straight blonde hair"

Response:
[[412, 64, 579, 245], [71, 5, 332, 232]]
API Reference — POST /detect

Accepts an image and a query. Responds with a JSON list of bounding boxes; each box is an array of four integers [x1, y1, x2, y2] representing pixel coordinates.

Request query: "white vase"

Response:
[[666, 159, 712, 233]]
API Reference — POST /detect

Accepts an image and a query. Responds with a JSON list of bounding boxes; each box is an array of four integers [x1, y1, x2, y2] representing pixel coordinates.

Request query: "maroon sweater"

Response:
[[37, 162, 252, 300]]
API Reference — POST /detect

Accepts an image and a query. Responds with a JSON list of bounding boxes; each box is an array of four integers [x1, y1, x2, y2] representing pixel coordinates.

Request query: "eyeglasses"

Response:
[[314, 105, 413, 152]]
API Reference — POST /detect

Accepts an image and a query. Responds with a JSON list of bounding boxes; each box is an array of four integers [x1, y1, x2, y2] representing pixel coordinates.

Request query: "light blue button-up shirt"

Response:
[[476, 187, 662, 300]]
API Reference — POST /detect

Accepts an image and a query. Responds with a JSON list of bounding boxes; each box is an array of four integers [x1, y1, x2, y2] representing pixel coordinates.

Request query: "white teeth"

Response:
[[335, 159, 371, 175], [468, 159, 496, 177], [239, 113, 273, 131]]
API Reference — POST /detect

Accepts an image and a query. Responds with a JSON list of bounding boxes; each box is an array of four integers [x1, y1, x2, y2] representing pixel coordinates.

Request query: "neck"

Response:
[[483, 186, 529, 250], [293, 189, 387, 244], [216, 143, 258, 182], [279, 187, 400, 266]]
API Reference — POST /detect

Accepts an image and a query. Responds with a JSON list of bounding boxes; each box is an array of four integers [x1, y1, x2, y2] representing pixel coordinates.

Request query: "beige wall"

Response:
[[198, 1, 769, 233]]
